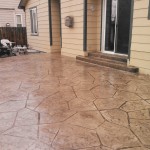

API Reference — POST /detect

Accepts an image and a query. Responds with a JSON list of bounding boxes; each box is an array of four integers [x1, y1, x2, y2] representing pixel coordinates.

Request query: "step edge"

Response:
[[88, 52, 128, 60], [88, 56, 127, 65], [77, 56, 127, 67], [76, 56, 139, 73]]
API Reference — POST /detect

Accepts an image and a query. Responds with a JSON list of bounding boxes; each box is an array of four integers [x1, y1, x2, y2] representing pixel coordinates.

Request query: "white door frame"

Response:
[[101, 0, 118, 55], [101, 0, 107, 53]]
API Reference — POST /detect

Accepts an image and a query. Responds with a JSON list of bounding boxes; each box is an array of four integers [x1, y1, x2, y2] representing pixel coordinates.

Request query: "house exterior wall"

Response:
[[0, 9, 15, 27], [87, 0, 102, 52], [51, 0, 61, 52], [97, 0, 102, 51], [0, 0, 25, 27], [25, 0, 51, 52], [60, 0, 102, 57], [61, 0, 84, 57], [24, 0, 101, 56], [130, 0, 150, 75]]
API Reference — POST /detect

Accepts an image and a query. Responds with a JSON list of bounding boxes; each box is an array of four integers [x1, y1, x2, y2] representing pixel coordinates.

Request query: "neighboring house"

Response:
[[0, 0, 25, 27], [19, 0, 150, 75]]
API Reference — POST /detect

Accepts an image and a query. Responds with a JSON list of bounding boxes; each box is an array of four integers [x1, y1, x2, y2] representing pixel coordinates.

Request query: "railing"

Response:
[[0, 27, 27, 46]]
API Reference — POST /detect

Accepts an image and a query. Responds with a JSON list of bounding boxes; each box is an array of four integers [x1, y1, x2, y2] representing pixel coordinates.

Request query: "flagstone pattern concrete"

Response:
[[0, 53, 150, 150]]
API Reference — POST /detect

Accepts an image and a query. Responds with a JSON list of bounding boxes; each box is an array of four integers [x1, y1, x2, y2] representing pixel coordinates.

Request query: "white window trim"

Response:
[[30, 7, 38, 36], [14, 12, 16, 27], [15, 14, 23, 27]]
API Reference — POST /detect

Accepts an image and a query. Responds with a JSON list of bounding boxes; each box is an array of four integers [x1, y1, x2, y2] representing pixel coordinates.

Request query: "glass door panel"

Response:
[[115, 0, 132, 54], [105, 0, 117, 52]]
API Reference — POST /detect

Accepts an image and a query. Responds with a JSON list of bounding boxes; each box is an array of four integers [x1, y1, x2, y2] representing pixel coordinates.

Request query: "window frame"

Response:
[[16, 14, 23, 27], [148, 0, 150, 20], [29, 7, 38, 36]]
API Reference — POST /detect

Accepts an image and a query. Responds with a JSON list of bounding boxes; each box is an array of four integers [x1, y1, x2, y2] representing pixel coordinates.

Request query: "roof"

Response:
[[18, 0, 28, 9]]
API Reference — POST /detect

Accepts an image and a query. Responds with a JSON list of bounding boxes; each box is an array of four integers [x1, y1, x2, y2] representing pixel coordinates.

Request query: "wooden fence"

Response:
[[0, 27, 27, 46]]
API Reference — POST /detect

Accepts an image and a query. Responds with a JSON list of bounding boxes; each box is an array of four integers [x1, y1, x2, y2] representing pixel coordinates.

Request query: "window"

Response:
[[148, 0, 150, 19], [16, 15, 22, 27], [30, 7, 38, 35]]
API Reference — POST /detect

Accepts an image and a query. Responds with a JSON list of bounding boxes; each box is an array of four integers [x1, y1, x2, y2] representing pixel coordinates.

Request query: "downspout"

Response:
[[24, 7, 27, 46], [48, 0, 52, 46], [128, 0, 134, 61], [83, 0, 87, 55]]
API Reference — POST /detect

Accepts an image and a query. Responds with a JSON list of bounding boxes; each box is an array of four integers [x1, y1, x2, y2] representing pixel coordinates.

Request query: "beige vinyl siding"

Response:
[[0, 0, 21, 8], [96, 0, 102, 51], [0, 0, 25, 27], [0, 9, 15, 27], [25, 0, 51, 52], [87, 0, 97, 51], [51, 0, 61, 52], [61, 0, 84, 57], [130, 0, 150, 74], [87, 0, 102, 52]]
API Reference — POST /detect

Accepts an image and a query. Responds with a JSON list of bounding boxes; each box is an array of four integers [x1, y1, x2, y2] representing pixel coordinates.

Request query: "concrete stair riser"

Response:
[[76, 53, 139, 73]]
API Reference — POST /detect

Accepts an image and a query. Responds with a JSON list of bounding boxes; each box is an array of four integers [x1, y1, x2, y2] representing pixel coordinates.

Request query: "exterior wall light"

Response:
[[65, 16, 73, 28], [90, 4, 96, 12]]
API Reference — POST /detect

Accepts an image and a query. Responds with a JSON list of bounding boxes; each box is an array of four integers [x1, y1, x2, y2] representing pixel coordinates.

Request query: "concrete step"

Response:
[[76, 55, 139, 73], [89, 52, 128, 63], [88, 56, 127, 66]]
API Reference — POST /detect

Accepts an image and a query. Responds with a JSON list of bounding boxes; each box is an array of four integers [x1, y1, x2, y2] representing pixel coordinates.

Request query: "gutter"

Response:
[[0, 8, 15, 10], [18, 0, 28, 10]]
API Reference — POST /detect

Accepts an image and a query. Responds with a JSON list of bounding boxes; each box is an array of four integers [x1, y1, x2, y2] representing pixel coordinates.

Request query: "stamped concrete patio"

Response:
[[0, 53, 150, 150]]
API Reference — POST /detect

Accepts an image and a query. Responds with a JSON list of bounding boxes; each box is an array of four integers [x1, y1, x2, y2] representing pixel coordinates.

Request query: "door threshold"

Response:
[[102, 51, 128, 57]]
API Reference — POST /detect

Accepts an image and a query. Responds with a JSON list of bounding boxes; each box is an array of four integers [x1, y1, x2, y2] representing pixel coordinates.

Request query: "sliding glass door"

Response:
[[102, 0, 132, 55]]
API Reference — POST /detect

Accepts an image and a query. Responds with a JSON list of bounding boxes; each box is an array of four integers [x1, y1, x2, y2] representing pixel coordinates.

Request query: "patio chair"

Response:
[[0, 39, 17, 56], [0, 39, 12, 56]]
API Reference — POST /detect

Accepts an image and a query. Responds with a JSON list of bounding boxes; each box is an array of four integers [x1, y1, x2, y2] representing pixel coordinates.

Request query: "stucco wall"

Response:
[[130, 0, 150, 75], [25, 0, 51, 52]]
